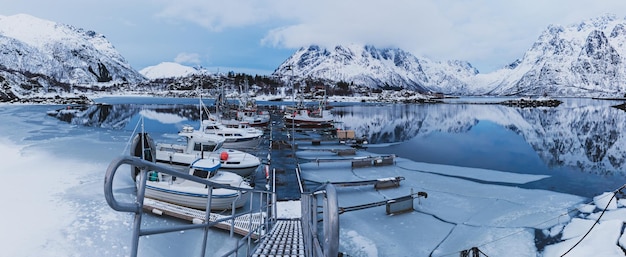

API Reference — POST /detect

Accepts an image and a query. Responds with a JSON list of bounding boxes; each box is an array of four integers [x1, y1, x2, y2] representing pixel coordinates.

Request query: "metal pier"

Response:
[[252, 219, 305, 257]]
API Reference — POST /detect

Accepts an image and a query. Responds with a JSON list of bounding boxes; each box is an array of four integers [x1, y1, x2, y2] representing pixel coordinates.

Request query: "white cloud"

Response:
[[6, 0, 626, 73], [156, 0, 278, 31], [153, 0, 626, 72], [174, 52, 201, 65]]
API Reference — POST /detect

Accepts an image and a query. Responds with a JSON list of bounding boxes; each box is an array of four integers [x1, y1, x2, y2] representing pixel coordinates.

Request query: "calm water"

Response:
[[332, 98, 626, 198], [68, 96, 626, 198]]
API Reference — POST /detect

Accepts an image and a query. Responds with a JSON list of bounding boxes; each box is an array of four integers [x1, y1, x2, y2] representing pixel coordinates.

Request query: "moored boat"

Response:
[[141, 158, 252, 210], [283, 88, 335, 129], [200, 119, 263, 149], [154, 125, 261, 177]]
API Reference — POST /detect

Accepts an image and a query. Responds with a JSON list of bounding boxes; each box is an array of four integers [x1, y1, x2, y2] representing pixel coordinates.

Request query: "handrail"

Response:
[[104, 155, 274, 257], [301, 183, 339, 257]]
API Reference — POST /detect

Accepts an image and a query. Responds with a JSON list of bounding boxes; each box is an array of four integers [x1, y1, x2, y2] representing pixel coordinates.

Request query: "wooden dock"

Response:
[[143, 198, 265, 239]]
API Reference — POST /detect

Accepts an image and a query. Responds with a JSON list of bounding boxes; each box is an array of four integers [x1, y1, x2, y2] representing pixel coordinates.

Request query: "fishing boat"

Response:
[[220, 108, 270, 128], [154, 125, 261, 177], [142, 158, 252, 210], [129, 133, 252, 210], [214, 81, 270, 128], [283, 89, 334, 129]]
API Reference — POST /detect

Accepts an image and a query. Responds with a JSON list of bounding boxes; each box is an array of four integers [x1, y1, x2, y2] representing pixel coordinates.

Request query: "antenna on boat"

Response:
[[286, 65, 294, 103], [122, 108, 146, 155], [198, 74, 203, 130]]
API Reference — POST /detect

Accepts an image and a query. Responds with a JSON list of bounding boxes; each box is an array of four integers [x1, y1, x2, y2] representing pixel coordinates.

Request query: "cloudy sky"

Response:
[[3, 0, 626, 75]]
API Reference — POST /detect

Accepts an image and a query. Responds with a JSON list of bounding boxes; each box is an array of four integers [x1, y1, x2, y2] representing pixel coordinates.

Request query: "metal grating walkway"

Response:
[[253, 219, 305, 257], [143, 198, 265, 239]]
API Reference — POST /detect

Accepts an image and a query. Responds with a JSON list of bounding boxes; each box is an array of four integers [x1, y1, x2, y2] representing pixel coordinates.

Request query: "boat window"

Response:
[[194, 143, 216, 152], [192, 169, 209, 179], [202, 144, 216, 152]]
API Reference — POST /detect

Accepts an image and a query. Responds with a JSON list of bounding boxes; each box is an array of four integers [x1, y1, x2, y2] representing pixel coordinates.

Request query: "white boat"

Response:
[[284, 107, 334, 128], [215, 88, 270, 128], [220, 108, 270, 128], [154, 125, 261, 177], [200, 119, 263, 149], [283, 88, 334, 128], [142, 158, 252, 210]]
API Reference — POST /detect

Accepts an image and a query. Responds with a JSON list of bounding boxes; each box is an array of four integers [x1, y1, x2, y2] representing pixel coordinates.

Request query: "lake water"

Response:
[[331, 98, 626, 198], [61, 96, 626, 199]]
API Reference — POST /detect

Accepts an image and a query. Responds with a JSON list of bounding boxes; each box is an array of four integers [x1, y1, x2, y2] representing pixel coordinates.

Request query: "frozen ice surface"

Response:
[[543, 219, 625, 257], [299, 155, 585, 256]]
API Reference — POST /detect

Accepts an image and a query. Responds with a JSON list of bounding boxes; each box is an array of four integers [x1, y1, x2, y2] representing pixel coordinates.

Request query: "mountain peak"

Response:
[[140, 62, 199, 79], [274, 44, 474, 93], [0, 13, 146, 101]]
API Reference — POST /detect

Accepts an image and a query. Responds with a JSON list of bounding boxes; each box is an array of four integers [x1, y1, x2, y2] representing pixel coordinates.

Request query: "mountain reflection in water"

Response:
[[333, 98, 626, 198], [61, 97, 626, 199]]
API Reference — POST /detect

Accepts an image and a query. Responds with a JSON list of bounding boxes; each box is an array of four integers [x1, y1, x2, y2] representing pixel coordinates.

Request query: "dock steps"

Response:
[[143, 198, 265, 239], [253, 219, 305, 257]]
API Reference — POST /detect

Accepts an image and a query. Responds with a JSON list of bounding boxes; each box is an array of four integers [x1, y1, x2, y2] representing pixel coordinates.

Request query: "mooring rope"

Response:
[[559, 184, 626, 256], [426, 180, 625, 257]]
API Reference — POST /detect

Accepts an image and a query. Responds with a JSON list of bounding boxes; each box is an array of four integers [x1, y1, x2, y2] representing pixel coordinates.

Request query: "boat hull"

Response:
[[144, 182, 251, 210], [283, 109, 334, 129], [222, 136, 262, 149], [155, 147, 260, 177]]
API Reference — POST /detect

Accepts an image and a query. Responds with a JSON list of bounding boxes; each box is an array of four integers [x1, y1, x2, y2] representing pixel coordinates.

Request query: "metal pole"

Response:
[[272, 168, 277, 219], [200, 186, 214, 257], [323, 185, 339, 257], [130, 168, 148, 257]]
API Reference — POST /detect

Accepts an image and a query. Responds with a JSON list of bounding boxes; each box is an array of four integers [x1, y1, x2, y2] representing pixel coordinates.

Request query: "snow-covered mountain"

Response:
[[472, 14, 626, 97], [7, 13, 626, 99], [0, 14, 145, 101], [140, 62, 200, 80], [274, 15, 626, 97], [273, 44, 478, 93]]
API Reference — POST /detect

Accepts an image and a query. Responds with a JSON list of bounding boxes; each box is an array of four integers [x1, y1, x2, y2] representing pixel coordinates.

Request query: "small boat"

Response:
[[283, 88, 334, 129], [220, 108, 270, 128], [214, 84, 270, 128], [284, 107, 335, 128], [142, 158, 252, 210], [200, 119, 263, 149], [154, 125, 261, 177]]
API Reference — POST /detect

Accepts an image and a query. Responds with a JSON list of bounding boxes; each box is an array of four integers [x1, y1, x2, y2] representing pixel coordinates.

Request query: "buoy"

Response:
[[220, 151, 229, 160]]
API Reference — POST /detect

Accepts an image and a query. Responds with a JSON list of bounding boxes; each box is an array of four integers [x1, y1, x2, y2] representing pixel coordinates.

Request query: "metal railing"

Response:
[[297, 164, 339, 257], [103, 155, 275, 257]]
